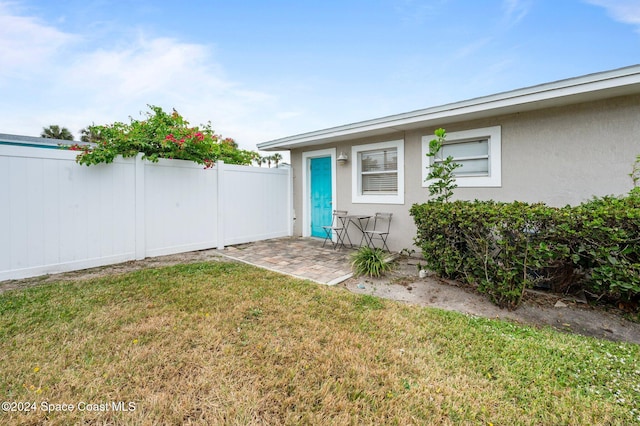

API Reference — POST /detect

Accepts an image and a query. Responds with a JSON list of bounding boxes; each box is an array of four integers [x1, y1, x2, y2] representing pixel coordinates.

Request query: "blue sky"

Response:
[[1, 0, 639, 152]]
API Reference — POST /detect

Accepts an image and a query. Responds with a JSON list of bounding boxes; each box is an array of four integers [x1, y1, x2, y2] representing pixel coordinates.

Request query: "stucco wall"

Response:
[[291, 94, 640, 251]]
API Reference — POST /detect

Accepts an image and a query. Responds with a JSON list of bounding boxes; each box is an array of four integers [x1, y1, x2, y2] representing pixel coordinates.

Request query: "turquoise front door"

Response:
[[310, 157, 332, 238]]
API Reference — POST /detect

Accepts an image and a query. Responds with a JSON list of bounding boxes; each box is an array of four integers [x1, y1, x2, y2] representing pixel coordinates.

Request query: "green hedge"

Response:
[[410, 188, 640, 310]]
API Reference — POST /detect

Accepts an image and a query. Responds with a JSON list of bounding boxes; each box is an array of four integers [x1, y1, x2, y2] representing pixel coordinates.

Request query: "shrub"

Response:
[[73, 105, 256, 168], [559, 188, 640, 302], [411, 200, 569, 309], [351, 247, 393, 278], [410, 191, 640, 310]]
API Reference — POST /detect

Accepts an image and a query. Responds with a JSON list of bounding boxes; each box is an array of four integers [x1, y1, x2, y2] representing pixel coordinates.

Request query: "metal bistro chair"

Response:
[[364, 212, 393, 252], [322, 210, 351, 249]]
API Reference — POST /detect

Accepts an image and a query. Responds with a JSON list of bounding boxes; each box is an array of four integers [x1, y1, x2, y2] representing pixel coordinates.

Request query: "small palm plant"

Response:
[[351, 247, 393, 277]]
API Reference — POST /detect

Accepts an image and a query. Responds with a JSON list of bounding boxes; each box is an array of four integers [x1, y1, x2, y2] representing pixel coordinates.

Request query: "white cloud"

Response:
[[0, 2, 77, 82], [56, 35, 281, 147], [453, 37, 493, 60], [0, 3, 292, 149], [64, 37, 230, 98], [501, 0, 532, 27], [586, 0, 640, 27]]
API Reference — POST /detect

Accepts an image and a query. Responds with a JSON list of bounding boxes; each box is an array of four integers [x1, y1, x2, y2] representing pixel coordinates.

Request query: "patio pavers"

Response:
[[221, 237, 355, 285]]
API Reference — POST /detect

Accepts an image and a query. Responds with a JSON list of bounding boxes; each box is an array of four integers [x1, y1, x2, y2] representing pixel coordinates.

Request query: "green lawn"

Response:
[[1, 261, 638, 425]]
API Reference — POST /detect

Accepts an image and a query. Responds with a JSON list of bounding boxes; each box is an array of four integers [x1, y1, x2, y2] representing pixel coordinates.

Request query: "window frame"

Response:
[[352, 139, 404, 204], [421, 126, 501, 188]]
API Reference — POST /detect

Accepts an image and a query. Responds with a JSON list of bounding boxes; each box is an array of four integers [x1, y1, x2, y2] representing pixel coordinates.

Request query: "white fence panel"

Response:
[[144, 158, 219, 257], [1, 146, 292, 281], [0, 147, 136, 281], [220, 164, 291, 246]]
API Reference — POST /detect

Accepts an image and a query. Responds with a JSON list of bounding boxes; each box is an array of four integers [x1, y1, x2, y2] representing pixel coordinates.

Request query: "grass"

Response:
[[1, 261, 639, 425]]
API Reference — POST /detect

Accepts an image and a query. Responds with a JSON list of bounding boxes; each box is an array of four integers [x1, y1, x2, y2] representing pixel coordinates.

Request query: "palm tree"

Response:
[[249, 151, 262, 167], [271, 153, 283, 168], [255, 155, 269, 167], [265, 155, 272, 168], [41, 125, 74, 141], [79, 126, 103, 143]]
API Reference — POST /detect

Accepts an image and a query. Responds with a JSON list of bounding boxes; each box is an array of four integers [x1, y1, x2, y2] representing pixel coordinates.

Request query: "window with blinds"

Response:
[[352, 139, 405, 204], [360, 148, 398, 194], [421, 126, 501, 188], [433, 139, 489, 177]]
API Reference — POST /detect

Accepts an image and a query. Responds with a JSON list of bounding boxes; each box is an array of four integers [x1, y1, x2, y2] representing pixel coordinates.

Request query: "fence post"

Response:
[[288, 166, 294, 236], [134, 153, 146, 260], [216, 160, 225, 250]]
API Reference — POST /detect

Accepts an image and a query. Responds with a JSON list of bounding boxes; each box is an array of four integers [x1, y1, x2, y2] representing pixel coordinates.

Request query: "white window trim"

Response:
[[352, 139, 404, 204], [422, 126, 501, 188], [301, 148, 336, 238]]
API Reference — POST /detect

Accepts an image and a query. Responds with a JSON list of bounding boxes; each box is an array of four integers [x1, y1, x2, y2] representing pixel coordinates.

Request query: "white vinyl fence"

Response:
[[0, 145, 292, 281]]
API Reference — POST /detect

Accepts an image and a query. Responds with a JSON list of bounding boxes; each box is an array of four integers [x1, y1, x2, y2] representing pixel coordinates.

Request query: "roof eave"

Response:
[[257, 65, 640, 151], [0, 133, 93, 147]]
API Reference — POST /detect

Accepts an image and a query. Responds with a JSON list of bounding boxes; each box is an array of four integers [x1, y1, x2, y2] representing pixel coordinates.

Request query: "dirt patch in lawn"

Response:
[[2, 249, 639, 345], [341, 257, 640, 345]]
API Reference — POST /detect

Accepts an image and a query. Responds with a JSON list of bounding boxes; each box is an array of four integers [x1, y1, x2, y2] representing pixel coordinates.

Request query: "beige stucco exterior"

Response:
[[289, 94, 640, 252]]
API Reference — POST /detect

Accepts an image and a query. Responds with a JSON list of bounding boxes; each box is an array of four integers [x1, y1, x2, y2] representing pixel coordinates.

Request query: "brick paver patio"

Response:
[[221, 237, 355, 285]]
